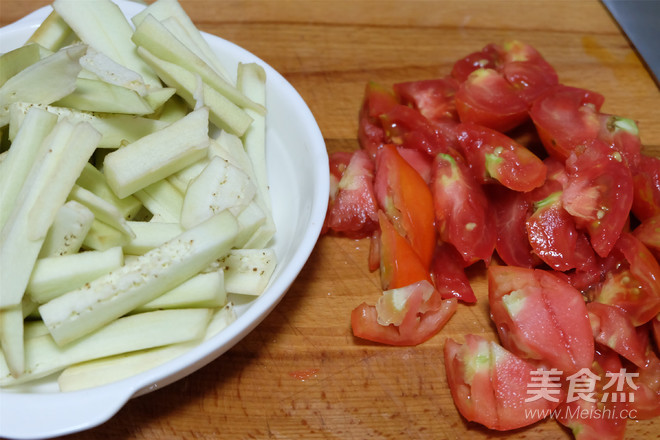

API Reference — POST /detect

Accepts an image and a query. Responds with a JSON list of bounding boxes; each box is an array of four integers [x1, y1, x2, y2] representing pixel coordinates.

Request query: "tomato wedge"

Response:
[[455, 68, 529, 133], [592, 232, 660, 326], [597, 114, 642, 170], [323, 151, 354, 234], [488, 265, 594, 375], [529, 84, 604, 161], [374, 144, 436, 269], [632, 154, 660, 222], [325, 150, 379, 238], [587, 302, 647, 368], [444, 334, 562, 431], [395, 146, 433, 184], [456, 121, 547, 192], [526, 191, 583, 271], [430, 151, 496, 264], [633, 214, 660, 260], [556, 346, 628, 440], [562, 139, 634, 258], [488, 185, 538, 268], [499, 40, 559, 105], [451, 43, 501, 83], [377, 210, 432, 290], [393, 76, 459, 123], [628, 343, 660, 420], [357, 81, 400, 157], [430, 242, 477, 304], [351, 280, 457, 346], [380, 104, 449, 157]]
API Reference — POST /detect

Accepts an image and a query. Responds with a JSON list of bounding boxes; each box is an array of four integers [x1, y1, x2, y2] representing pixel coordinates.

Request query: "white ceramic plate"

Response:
[[0, 2, 328, 438]]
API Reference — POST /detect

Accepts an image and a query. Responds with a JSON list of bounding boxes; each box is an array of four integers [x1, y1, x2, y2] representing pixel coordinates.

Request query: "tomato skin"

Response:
[[357, 82, 400, 157], [393, 77, 459, 123], [592, 232, 660, 326], [488, 265, 594, 376], [351, 281, 457, 346], [556, 346, 628, 440], [632, 154, 660, 222], [444, 334, 561, 431], [374, 144, 436, 269], [562, 139, 634, 258], [325, 150, 379, 238], [529, 84, 604, 161], [430, 242, 477, 304], [377, 210, 432, 290], [431, 151, 496, 264], [587, 302, 647, 368], [456, 122, 547, 192], [455, 68, 529, 133]]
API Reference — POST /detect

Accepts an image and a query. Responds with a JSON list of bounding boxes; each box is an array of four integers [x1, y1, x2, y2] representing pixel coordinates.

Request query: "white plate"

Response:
[[0, 2, 328, 438]]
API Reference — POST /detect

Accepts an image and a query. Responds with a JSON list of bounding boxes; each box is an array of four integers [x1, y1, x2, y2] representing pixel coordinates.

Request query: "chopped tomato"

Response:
[[327, 151, 353, 200], [562, 138, 634, 258], [357, 81, 400, 157], [451, 43, 502, 83], [488, 265, 594, 375], [455, 68, 529, 133], [556, 346, 628, 440], [393, 76, 459, 123], [592, 232, 660, 326], [351, 280, 457, 346], [367, 228, 381, 272], [342, 40, 659, 438], [587, 301, 647, 368], [377, 210, 432, 290], [374, 144, 436, 269], [444, 334, 562, 431], [396, 146, 433, 184], [325, 150, 379, 238], [520, 157, 587, 270], [563, 222, 629, 294], [488, 185, 539, 268], [456, 121, 547, 191], [380, 104, 449, 157], [654, 314, 660, 351], [526, 191, 583, 271], [430, 242, 477, 304], [628, 342, 660, 420], [597, 114, 642, 170], [430, 151, 496, 264], [323, 151, 354, 234], [632, 214, 660, 260], [632, 154, 660, 222], [499, 40, 559, 105], [529, 84, 604, 161]]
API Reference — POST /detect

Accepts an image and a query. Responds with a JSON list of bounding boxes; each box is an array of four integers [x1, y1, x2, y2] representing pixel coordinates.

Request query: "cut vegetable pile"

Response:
[[323, 41, 660, 437], [0, 0, 278, 390]]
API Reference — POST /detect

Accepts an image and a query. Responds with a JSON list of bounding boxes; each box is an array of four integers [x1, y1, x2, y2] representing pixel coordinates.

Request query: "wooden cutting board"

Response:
[[2, 0, 658, 438]]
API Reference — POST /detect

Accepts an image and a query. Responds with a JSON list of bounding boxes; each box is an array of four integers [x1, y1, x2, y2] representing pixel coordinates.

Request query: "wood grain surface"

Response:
[[1, 1, 659, 439]]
